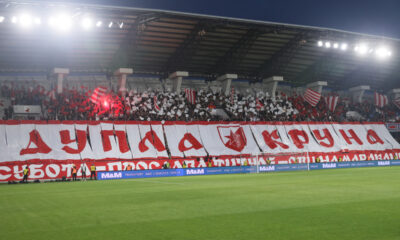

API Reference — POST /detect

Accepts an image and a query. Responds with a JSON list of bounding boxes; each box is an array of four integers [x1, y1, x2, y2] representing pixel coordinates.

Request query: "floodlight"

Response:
[[340, 43, 348, 51], [0, 16, 4, 23], [317, 41, 323, 47], [11, 16, 18, 23], [325, 41, 331, 48], [108, 21, 113, 28], [119, 22, 124, 28], [81, 17, 93, 29], [375, 46, 392, 60], [333, 43, 339, 49], [19, 14, 32, 28], [355, 43, 368, 55], [96, 20, 102, 27]]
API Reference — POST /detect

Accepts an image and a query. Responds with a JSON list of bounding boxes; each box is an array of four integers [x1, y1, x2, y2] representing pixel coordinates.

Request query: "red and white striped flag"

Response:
[[393, 98, 400, 109], [256, 98, 263, 110], [303, 88, 321, 107], [185, 88, 196, 105], [324, 96, 339, 112], [90, 86, 108, 104], [154, 95, 161, 111], [47, 89, 56, 100], [374, 92, 388, 108]]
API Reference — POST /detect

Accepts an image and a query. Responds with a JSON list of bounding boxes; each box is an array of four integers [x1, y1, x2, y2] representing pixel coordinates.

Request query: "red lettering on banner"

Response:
[[178, 133, 203, 152], [288, 129, 309, 149], [101, 130, 114, 152], [0, 166, 11, 180], [312, 128, 334, 148], [101, 130, 129, 153], [139, 130, 166, 152], [60, 130, 87, 154], [20, 130, 52, 155], [366, 129, 384, 145], [339, 129, 363, 145], [261, 130, 289, 149], [115, 131, 130, 153], [0, 149, 399, 181]]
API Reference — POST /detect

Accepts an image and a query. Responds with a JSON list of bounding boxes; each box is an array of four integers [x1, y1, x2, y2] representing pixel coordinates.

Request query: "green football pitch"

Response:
[[1, 167, 400, 240]]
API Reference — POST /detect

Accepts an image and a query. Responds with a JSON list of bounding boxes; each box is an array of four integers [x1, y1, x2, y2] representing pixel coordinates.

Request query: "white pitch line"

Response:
[[122, 178, 186, 185]]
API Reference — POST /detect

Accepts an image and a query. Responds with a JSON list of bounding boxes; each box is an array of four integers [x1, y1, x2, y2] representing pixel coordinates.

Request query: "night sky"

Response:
[[61, 0, 400, 39]]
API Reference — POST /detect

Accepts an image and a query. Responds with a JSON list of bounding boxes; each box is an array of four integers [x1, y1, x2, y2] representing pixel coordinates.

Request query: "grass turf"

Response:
[[1, 167, 400, 240]]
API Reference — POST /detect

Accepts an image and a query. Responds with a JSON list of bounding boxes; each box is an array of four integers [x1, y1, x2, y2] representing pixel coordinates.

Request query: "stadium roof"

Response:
[[0, 1, 399, 90]]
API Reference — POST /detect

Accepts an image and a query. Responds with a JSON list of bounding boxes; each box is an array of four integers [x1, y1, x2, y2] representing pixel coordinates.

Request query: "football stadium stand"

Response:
[[0, 1, 399, 182], [0, 83, 398, 123]]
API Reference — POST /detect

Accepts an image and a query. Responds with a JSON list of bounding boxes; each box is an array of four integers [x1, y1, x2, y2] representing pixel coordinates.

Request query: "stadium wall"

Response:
[[0, 120, 399, 182]]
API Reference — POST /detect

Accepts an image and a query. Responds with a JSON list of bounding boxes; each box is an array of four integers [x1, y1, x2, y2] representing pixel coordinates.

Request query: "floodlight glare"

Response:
[[356, 44, 368, 55], [19, 14, 33, 28], [317, 41, 323, 47], [81, 17, 93, 29], [96, 20, 102, 27], [48, 16, 56, 27], [325, 41, 331, 48], [11, 16, 18, 23], [375, 46, 392, 60], [108, 21, 113, 28], [119, 22, 124, 28], [33, 17, 41, 25], [49, 14, 72, 32], [0, 16, 4, 23], [333, 43, 339, 49], [340, 43, 348, 51]]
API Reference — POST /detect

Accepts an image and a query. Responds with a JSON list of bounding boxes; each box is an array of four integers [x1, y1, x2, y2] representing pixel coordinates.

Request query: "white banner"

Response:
[[250, 124, 286, 154], [35, 123, 81, 160], [128, 123, 168, 159], [88, 123, 106, 160], [369, 124, 400, 149], [198, 123, 259, 156], [284, 124, 322, 153], [184, 124, 208, 157], [164, 123, 207, 158], [163, 124, 185, 158], [0, 121, 397, 163], [75, 123, 96, 160], [113, 123, 133, 160], [149, 124, 169, 158], [6, 123, 36, 161], [308, 124, 342, 152], [126, 124, 145, 159], [0, 124, 12, 162]]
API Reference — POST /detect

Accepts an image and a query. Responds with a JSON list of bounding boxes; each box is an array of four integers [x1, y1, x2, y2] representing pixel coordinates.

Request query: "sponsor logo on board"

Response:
[[377, 161, 390, 166], [186, 169, 205, 175], [259, 166, 275, 172], [101, 172, 123, 179], [322, 163, 337, 169]]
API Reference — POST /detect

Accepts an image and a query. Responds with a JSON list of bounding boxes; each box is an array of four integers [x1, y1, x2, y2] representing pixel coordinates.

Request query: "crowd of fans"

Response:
[[1, 83, 399, 123]]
